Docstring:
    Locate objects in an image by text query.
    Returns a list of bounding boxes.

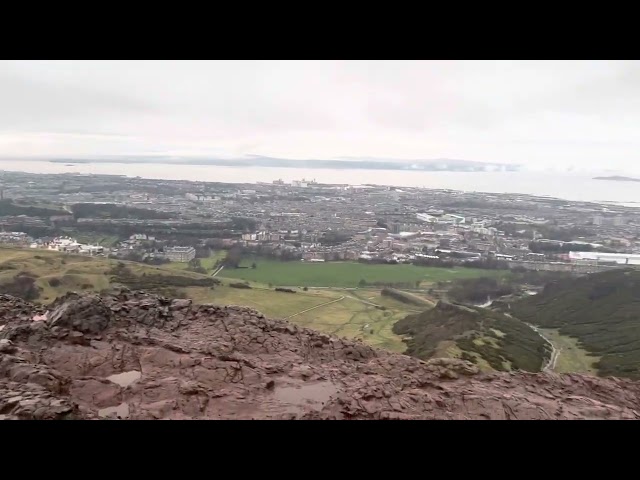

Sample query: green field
[186,284,413,352]
[221,257,505,288]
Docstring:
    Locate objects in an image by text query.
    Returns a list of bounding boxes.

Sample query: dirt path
[503,312,560,372]
[526,322,560,372]
[211,266,224,277]
[284,296,345,320]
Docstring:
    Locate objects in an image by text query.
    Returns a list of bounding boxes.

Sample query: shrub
[48,277,62,287]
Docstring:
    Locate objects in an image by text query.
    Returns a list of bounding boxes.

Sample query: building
[416,213,438,223]
[569,251,640,266]
[441,214,466,225]
[164,246,196,263]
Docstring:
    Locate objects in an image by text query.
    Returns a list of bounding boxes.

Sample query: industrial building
[569,251,640,266]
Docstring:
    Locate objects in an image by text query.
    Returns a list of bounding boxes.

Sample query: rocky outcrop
[1,291,640,420]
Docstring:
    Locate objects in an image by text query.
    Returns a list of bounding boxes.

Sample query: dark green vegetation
[109,262,219,298]
[440,269,571,304]
[509,269,640,379]
[0,199,67,218]
[381,288,433,307]
[446,277,514,304]
[0,273,40,301]
[71,203,172,220]
[393,302,550,372]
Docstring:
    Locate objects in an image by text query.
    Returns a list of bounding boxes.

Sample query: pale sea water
[1,160,639,207]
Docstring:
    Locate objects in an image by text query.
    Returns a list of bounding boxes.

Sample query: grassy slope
[393,301,550,372]
[509,269,640,378]
[220,257,506,288]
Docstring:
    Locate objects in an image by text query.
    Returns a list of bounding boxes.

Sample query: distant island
[593,175,640,183]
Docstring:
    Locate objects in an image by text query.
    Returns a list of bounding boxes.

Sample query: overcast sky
[1,60,639,171]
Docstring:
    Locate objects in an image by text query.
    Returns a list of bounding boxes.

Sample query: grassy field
[541,328,600,375]
[220,257,505,288]
[187,284,412,352]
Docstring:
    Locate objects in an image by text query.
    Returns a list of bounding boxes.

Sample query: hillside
[0,247,411,352]
[509,269,640,378]
[1,291,640,420]
[393,302,550,372]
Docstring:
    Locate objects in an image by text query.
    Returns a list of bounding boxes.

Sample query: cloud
[1,60,640,171]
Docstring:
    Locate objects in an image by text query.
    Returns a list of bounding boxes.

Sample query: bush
[48,277,62,287]
[381,288,431,306]
[0,274,40,301]
[275,287,296,294]
[229,282,252,289]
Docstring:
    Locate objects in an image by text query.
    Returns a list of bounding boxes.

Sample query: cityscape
[1,170,638,274]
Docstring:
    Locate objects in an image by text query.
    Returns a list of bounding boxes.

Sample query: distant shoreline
[45,157,520,173]
[593,175,640,183]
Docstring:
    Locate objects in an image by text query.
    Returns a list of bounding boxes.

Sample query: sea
[1,160,639,207]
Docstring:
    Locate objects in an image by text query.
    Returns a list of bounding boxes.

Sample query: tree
[223,246,243,268]
[358,279,367,287]
[251,262,257,269]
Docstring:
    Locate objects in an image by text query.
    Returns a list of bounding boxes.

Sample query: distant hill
[509,269,640,379]
[48,155,521,172]
[393,301,550,372]
[593,175,640,182]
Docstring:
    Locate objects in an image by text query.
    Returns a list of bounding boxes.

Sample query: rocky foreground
[1,291,640,420]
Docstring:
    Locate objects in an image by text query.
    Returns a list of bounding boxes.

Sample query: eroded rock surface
[1,291,639,420]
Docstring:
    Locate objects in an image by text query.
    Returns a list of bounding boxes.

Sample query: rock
[1,291,640,420]
[47,294,112,333]
[68,332,89,346]
[0,339,15,353]
[171,299,192,309]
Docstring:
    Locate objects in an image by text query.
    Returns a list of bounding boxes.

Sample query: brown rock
[1,291,640,420]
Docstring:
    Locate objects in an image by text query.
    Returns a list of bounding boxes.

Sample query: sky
[1,60,640,172]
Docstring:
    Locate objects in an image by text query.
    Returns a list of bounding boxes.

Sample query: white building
[569,251,640,266]
[416,213,438,223]
[164,246,196,263]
